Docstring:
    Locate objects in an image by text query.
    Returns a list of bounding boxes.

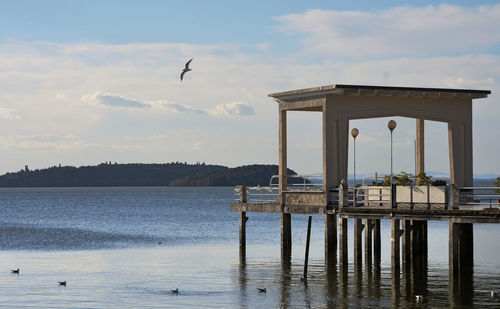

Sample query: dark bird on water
[11,268,19,274]
[257,287,266,293]
[180,58,193,81]
[171,288,179,294]
[58,281,67,286]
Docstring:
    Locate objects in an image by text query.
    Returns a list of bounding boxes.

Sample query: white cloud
[274,4,500,57]
[0,107,20,120]
[211,101,255,117]
[54,92,71,103]
[161,102,205,114]
[81,92,150,109]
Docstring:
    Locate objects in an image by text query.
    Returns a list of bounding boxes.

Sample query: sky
[0,0,499,177]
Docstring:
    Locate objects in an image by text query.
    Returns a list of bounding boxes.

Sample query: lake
[0,187,499,307]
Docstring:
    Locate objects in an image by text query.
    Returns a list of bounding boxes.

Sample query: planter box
[365,186,447,204]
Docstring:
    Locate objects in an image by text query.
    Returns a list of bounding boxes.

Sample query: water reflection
[235,251,486,308]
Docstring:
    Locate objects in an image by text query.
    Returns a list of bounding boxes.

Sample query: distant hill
[0,163,299,188]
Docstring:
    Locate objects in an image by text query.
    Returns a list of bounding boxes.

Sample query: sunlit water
[0,187,499,308]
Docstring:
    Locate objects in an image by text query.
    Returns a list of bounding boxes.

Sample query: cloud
[211,101,255,117]
[0,107,20,120]
[274,4,500,57]
[161,102,205,114]
[81,92,150,109]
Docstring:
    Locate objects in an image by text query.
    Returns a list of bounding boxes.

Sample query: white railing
[269,174,323,191]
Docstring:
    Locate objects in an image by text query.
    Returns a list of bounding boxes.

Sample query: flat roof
[268,84,491,101]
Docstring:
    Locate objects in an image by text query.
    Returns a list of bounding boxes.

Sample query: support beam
[323,102,349,190]
[339,217,348,266]
[402,219,411,265]
[325,213,337,268]
[364,219,373,266]
[281,213,292,258]
[279,108,287,193]
[448,118,473,187]
[391,219,402,270]
[449,222,473,274]
[354,219,363,266]
[374,219,381,263]
[239,211,247,247]
[416,118,425,174]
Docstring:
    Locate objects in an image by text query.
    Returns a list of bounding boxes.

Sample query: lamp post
[351,128,359,188]
[387,120,397,176]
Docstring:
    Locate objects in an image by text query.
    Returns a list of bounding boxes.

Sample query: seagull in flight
[58,281,67,286]
[11,268,19,274]
[180,58,193,81]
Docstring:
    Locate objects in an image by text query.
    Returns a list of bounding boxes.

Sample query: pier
[230,84,496,304]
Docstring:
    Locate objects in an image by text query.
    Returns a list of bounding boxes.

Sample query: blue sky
[0,1,499,177]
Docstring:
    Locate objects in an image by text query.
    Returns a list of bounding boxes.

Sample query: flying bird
[11,268,19,274]
[58,281,67,286]
[180,58,193,81]
[257,287,266,293]
[171,288,179,294]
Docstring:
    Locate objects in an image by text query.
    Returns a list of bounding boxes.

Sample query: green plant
[494,176,500,193]
[416,172,432,186]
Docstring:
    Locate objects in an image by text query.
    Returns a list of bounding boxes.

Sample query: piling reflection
[235,247,478,308]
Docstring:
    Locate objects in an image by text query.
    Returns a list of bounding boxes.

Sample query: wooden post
[325,213,337,268]
[364,219,373,266]
[449,222,473,274]
[281,213,292,258]
[374,219,381,263]
[239,185,247,247]
[402,220,411,265]
[339,217,348,266]
[303,216,312,279]
[354,218,363,266]
[391,219,402,270]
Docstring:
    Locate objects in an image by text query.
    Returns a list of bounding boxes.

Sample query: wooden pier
[230,84,496,304]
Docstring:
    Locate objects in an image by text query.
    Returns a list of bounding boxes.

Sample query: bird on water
[257,287,266,293]
[171,288,179,294]
[180,58,193,81]
[58,281,67,286]
[11,268,19,274]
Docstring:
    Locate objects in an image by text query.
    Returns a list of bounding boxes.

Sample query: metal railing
[457,186,500,208]
[269,174,323,191]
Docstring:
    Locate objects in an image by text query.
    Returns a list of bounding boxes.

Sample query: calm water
[0,187,499,308]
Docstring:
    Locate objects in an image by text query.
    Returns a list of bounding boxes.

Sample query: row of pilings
[239,212,474,306]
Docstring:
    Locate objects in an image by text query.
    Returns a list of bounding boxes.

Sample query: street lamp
[351,128,359,188]
[387,120,397,176]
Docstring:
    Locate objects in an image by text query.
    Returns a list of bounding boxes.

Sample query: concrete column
[374,219,381,263]
[323,103,349,190]
[448,116,473,187]
[339,217,348,266]
[354,218,363,266]
[325,213,337,268]
[391,219,401,270]
[364,219,373,266]
[416,118,425,174]
[412,220,427,258]
[279,108,287,193]
[281,213,292,258]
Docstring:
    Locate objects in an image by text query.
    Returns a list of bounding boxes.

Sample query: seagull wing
[180,71,186,81]
[185,58,193,70]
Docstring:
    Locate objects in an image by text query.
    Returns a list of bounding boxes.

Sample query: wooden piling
[364,219,373,266]
[303,216,312,279]
[325,213,337,268]
[449,222,473,274]
[391,219,402,269]
[281,213,292,258]
[339,217,348,265]
[402,219,411,264]
[374,219,381,263]
[239,211,247,247]
[354,219,363,265]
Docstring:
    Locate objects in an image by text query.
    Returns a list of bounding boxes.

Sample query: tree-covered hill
[0,163,299,187]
